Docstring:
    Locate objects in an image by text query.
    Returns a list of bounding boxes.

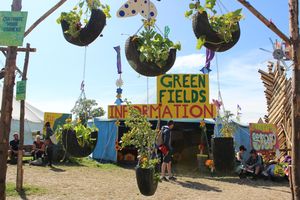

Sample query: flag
[114,46,122,74]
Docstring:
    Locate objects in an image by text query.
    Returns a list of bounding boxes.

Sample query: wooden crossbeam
[0,47,36,52]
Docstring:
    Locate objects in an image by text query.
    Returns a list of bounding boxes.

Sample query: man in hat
[8,132,20,162]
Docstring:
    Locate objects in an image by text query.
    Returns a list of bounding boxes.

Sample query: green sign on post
[16,80,26,101]
[0,11,28,46]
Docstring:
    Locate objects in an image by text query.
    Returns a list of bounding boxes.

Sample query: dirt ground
[6,163,291,200]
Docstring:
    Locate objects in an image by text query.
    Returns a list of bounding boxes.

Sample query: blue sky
[0,0,291,123]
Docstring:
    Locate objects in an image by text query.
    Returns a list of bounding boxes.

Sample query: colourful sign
[44,112,72,132]
[0,11,28,46]
[108,104,216,119]
[157,74,209,104]
[16,80,26,101]
[249,123,279,153]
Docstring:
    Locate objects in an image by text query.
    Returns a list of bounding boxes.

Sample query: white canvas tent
[0,87,44,145]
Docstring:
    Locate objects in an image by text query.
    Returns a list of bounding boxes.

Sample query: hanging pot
[125,36,177,77]
[135,166,158,196]
[62,129,98,157]
[192,11,240,52]
[61,9,106,46]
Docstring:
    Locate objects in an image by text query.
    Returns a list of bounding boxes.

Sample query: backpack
[155,128,164,146]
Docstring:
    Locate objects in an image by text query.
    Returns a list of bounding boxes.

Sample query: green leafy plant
[185,0,243,49]
[55,118,98,147]
[134,21,181,68]
[220,110,237,137]
[120,102,159,169]
[56,0,111,37]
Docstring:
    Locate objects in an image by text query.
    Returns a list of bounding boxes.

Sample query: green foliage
[56,0,110,37]
[71,97,105,125]
[135,27,181,68]
[121,102,158,169]
[6,182,47,197]
[55,118,98,147]
[220,110,237,137]
[185,0,243,49]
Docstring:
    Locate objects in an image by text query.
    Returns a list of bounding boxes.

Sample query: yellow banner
[44,112,72,132]
[108,104,216,119]
[157,74,209,104]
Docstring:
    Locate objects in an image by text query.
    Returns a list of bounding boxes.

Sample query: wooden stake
[24,0,67,37]
[16,43,30,192]
[237,0,291,45]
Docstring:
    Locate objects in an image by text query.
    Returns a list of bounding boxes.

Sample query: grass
[67,157,120,169]
[6,182,47,197]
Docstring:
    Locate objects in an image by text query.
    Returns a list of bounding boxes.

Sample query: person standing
[44,122,53,167]
[160,120,176,181]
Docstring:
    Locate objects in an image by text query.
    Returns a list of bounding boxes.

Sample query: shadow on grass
[171,180,222,192]
[18,190,28,200]
[49,166,66,172]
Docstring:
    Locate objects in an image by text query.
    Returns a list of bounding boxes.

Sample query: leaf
[196,36,206,50]
[79,1,84,8]
[189,3,195,9]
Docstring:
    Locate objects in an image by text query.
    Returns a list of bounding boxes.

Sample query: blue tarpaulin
[92,119,118,162]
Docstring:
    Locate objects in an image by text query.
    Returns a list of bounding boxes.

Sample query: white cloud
[169,53,206,73]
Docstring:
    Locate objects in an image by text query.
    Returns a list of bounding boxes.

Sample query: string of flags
[114,46,124,106]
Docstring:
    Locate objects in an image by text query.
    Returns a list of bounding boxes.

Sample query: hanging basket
[61,9,106,46]
[125,36,177,77]
[62,129,98,157]
[192,11,240,52]
[135,166,158,196]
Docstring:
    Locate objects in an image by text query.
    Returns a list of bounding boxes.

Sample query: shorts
[163,151,172,163]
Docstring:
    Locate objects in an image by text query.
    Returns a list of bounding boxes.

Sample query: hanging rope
[215,53,226,113]
[217,0,229,13]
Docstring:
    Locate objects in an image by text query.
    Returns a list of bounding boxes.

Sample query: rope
[82,46,87,87]
[215,53,226,113]
[217,0,229,13]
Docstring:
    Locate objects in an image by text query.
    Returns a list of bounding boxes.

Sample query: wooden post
[289,0,300,198]
[237,0,300,198]
[16,43,30,192]
[0,1,22,199]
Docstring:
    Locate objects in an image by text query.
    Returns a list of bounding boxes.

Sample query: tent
[92,119,118,162]
[0,87,44,145]
[91,118,252,166]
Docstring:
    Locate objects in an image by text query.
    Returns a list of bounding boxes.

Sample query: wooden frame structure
[259,61,292,159]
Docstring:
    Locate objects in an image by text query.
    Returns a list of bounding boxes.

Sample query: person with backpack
[159,120,176,181]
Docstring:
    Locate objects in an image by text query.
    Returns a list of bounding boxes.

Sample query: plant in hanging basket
[185,0,243,52]
[55,119,99,157]
[120,101,159,196]
[56,0,111,46]
[125,21,181,76]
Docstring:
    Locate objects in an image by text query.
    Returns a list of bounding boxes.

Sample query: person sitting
[8,132,20,163]
[235,145,247,176]
[236,145,247,165]
[31,135,45,160]
[243,149,264,180]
